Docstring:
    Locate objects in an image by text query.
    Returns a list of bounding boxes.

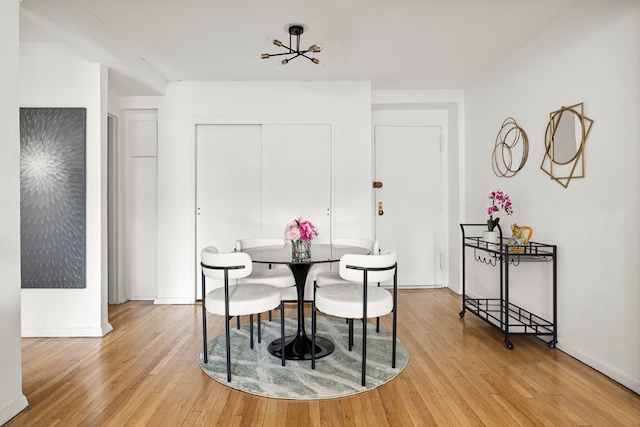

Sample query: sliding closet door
[196,124,262,298]
[261,124,331,243]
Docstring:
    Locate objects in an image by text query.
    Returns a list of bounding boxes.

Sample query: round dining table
[242,243,370,361]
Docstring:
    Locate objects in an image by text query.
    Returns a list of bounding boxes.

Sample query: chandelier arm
[266,51,297,58]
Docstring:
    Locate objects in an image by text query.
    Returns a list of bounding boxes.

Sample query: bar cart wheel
[548,340,556,349]
[459,310,465,318]
[506,340,514,350]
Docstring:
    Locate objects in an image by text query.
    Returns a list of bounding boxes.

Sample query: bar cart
[459,223,557,349]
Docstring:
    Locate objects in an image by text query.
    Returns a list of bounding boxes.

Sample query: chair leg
[362,318,367,387]
[376,317,380,333]
[348,319,354,351]
[392,308,397,369]
[225,314,231,382]
[258,313,262,344]
[269,310,272,321]
[237,315,241,329]
[311,302,317,369]
[280,303,286,367]
[202,304,208,364]
[202,273,208,364]
[249,314,254,349]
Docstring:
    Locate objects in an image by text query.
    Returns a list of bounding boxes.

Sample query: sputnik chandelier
[259,24,327,66]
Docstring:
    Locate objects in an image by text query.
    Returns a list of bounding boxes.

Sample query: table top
[242,243,370,265]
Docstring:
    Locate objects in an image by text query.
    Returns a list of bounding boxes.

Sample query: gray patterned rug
[198,315,409,400]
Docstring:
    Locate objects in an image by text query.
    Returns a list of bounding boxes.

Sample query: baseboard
[558,342,640,395]
[381,284,446,290]
[153,297,194,305]
[102,322,113,336]
[0,394,28,425]
[21,326,109,337]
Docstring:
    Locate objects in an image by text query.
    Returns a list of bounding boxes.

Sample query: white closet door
[261,124,331,243]
[196,124,262,298]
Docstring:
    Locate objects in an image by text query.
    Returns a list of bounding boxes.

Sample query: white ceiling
[19,0,583,96]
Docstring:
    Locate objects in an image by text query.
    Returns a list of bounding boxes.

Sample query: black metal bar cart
[459,223,557,349]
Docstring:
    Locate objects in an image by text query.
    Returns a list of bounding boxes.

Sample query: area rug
[198,316,409,400]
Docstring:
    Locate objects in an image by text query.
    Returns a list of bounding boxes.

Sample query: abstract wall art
[20,108,87,288]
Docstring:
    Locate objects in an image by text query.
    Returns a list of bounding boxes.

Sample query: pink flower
[486,188,514,231]
[284,217,318,243]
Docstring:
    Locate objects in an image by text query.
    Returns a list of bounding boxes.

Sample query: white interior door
[196,124,262,298]
[374,125,443,288]
[261,124,331,243]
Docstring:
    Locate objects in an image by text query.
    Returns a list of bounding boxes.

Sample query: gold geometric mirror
[540,102,594,188]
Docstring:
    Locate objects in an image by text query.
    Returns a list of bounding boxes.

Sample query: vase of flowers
[284,217,318,262]
[484,188,513,243]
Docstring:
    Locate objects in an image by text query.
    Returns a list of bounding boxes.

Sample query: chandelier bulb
[311,58,320,65]
[260,53,270,59]
[273,39,283,47]
[280,58,289,65]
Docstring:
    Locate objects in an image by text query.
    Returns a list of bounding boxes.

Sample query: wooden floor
[7,289,640,426]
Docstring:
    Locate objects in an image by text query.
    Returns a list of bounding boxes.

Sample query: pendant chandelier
[259,24,327,66]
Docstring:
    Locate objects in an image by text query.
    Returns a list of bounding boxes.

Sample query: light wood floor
[7,289,640,426]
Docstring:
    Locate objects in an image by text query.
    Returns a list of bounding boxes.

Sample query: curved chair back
[235,238,286,251]
[333,238,379,254]
[339,251,396,283]
[201,247,253,281]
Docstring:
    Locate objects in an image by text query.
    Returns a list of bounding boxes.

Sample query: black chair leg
[348,319,354,351]
[237,316,240,330]
[269,310,273,321]
[311,303,317,369]
[249,314,254,349]
[258,313,262,343]
[376,317,380,333]
[202,306,208,364]
[202,273,208,364]
[362,318,367,387]
[225,314,231,382]
[280,303,286,367]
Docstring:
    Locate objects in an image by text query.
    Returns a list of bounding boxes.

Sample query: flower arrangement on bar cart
[484,188,513,243]
[284,217,318,262]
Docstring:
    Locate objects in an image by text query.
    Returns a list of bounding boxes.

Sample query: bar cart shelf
[459,223,557,349]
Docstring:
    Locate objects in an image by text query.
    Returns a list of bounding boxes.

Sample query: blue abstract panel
[20,108,86,289]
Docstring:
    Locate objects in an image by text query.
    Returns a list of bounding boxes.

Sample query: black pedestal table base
[268,334,334,360]
[268,261,335,360]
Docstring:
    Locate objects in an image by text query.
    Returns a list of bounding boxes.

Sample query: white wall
[120,81,372,303]
[464,0,640,393]
[0,2,29,424]
[19,43,112,337]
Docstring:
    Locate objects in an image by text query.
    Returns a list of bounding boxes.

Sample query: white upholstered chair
[235,238,296,323]
[314,238,379,287]
[314,238,383,330]
[311,251,397,386]
[201,247,285,382]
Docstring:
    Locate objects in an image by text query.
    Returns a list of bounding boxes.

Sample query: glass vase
[291,240,312,262]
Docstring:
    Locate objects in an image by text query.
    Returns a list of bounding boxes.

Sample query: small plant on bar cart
[486,189,513,231]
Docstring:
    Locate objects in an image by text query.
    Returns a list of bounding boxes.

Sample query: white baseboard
[153,297,194,305]
[558,342,640,395]
[22,326,110,337]
[0,394,28,425]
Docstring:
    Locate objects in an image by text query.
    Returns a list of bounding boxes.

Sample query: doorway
[374,124,444,288]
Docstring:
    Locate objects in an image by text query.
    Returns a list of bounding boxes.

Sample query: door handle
[378,202,384,216]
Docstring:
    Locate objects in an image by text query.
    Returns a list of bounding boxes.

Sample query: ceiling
[19,0,583,96]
